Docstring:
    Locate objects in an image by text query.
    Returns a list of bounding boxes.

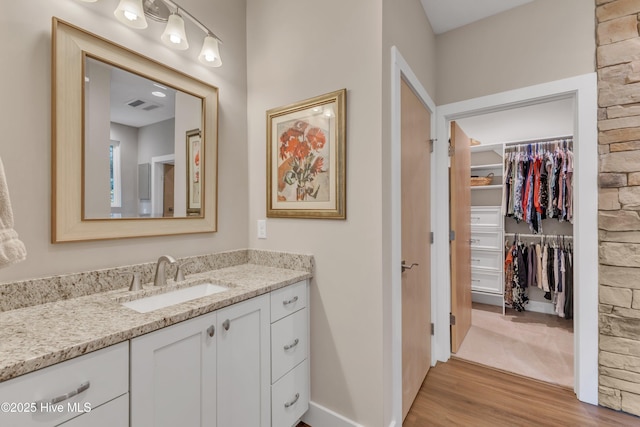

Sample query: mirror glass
[52,18,217,243]
[84,57,203,219]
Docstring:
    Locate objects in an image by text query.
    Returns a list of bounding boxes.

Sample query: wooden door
[163,164,174,217]
[130,312,217,427]
[450,121,472,353]
[217,294,270,427]
[401,79,431,419]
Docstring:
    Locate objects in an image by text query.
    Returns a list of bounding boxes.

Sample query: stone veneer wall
[597,0,640,416]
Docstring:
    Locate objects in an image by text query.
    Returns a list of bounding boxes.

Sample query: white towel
[0,156,26,268]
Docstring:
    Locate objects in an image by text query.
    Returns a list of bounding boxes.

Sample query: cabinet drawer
[471,269,502,294]
[59,393,128,427]
[470,249,502,271]
[272,359,309,427]
[272,308,308,383]
[0,342,128,427]
[470,207,501,227]
[471,231,502,250]
[271,281,307,322]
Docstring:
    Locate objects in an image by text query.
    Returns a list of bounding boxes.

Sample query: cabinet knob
[207,325,215,337]
[222,319,230,331]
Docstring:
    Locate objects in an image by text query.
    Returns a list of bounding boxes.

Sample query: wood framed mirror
[52,18,218,242]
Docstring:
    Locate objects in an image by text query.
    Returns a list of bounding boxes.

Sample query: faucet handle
[174,260,194,282]
[123,271,142,291]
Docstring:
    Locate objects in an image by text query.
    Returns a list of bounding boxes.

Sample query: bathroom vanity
[0,250,312,427]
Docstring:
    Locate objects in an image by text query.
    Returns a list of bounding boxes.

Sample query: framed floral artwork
[266,89,346,219]
[186,129,202,216]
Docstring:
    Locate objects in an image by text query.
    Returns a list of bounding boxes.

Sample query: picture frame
[186,129,202,216]
[266,89,346,219]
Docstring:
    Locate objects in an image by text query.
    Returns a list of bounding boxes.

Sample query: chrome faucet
[154,255,177,287]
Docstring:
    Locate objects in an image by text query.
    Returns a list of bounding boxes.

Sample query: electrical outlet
[257,219,267,239]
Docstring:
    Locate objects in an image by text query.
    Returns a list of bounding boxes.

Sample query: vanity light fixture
[160,11,188,50]
[77,0,223,67]
[114,0,148,29]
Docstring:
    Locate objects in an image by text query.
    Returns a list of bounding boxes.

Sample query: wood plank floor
[298,358,639,426]
[403,358,639,427]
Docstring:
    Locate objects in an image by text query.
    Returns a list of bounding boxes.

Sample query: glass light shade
[113,0,148,29]
[161,13,189,50]
[198,36,222,67]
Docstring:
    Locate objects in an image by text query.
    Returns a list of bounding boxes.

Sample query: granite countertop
[0,263,312,383]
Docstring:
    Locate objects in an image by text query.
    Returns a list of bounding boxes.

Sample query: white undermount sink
[122,283,229,313]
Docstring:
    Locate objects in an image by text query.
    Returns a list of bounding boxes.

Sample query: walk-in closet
[452,97,576,388]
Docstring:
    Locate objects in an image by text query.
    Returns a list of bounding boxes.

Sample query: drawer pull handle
[470,239,479,243]
[283,296,299,306]
[284,393,300,409]
[471,259,481,262]
[222,319,230,331]
[207,325,215,337]
[284,338,300,351]
[37,381,90,406]
[472,279,480,282]
[471,217,480,221]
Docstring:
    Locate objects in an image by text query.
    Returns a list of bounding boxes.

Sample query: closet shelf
[471,184,502,190]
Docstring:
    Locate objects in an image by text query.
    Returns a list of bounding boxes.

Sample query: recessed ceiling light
[152,91,166,98]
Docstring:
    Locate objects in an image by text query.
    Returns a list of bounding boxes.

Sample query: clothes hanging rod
[504,232,573,239]
[503,135,573,148]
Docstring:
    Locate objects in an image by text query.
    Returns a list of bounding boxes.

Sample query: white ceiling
[455,97,575,146]
[420,0,534,34]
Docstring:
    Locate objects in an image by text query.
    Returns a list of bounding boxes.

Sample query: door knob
[401,261,419,273]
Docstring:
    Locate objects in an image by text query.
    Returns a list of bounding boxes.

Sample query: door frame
[389,46,437,426]
[151,154,175,217]
[433,73,599,405]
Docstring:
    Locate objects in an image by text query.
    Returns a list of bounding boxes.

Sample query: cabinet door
[217,294,270,427]
[130,312,217,427]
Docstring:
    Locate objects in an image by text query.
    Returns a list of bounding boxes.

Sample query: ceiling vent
[127,99,146,108]
[126,99,161,111]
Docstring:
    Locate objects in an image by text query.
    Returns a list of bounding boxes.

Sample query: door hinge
[450,313,456,326]
[430,232,434,244]
[449,230,456,241]
[448,139,453,157]
[429,138,436,153]
[430,323,435,336]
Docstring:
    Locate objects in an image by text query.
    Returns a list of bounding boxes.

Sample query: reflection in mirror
[83,57,203,219]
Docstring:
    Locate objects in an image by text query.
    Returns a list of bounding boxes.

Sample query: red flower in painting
[307,127,326,150]
[278,120,328,200]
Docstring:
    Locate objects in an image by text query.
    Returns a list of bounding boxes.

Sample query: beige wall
[246,0,385,424]
[1,0,248,283]
[435,0,596,105]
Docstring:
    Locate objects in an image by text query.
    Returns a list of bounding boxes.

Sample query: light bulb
[161,13,189,50]
[198,35,222,67]
[114,0,148,29]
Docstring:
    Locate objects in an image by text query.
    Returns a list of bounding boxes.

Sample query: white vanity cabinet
[270,281,309,427]
[216,294,271,427]
[130,293,272,427]
[0,342,129,427]
[130,310,217,427]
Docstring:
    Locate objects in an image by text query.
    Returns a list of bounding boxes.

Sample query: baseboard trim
[302,401,364,427]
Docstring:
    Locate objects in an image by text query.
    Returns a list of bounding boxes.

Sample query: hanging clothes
[504,234,573,318]
[503,139,574,233]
